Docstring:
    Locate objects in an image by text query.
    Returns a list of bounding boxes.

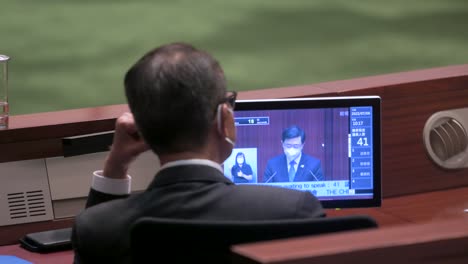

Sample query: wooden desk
[327,186,468,226]
[232,187,468,264]
[231,218,468,264]
[0,244,72,264]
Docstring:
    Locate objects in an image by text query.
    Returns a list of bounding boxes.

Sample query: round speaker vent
[430,118,467,161]
[423,108,468,169]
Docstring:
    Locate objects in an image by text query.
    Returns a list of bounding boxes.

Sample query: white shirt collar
[160,159,223,173]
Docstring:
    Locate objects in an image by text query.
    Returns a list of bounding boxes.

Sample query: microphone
[308,169,319,181]
[264,171,277,183]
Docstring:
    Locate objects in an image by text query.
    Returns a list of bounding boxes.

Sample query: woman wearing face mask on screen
[231,152,254,184]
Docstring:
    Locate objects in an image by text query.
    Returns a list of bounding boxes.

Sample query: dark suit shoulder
[73,193,146,264]
[223,184,325,219]
[300,153,321,163]
[267,154,286,163]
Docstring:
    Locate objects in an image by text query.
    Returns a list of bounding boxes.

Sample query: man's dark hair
[282,125,306,143]
[124,43,227,154]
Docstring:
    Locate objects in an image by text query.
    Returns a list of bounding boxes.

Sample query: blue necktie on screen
[288,160,296,182]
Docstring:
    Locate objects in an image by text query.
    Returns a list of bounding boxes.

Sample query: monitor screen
[222,96,382,209]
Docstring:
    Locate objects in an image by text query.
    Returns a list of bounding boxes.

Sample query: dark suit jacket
[72,164,325,264]
[264,153,324,182]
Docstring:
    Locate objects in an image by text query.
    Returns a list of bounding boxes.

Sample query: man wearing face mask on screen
[71,43,324,264]
[264,125,324,183]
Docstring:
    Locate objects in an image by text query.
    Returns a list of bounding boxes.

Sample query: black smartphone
[19,227,72,253]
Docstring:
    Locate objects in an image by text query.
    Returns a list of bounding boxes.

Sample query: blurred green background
[1,0,467,115]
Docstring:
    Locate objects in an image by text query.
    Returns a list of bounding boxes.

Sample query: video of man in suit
[222,107,374,201]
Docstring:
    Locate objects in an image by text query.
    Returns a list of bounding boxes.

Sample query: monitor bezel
[233,96,382,209]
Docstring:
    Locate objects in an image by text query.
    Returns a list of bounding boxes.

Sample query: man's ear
[217,104,236,141]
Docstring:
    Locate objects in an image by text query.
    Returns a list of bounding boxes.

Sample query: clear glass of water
[0,54,10,129]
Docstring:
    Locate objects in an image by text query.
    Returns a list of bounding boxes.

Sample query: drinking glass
[0,54,10,129]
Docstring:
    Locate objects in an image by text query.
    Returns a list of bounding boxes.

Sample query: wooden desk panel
[326,187,468,227]
[325,207,408,227]
[1,104,129,143]
[0,104,128,163]
[231,217,468,264]
[380,186,468,224]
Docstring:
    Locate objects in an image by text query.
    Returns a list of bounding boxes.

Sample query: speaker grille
[7,190,47,219]
[429,118,468,161]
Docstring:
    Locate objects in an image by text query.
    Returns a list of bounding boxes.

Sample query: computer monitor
[223,96,382,209]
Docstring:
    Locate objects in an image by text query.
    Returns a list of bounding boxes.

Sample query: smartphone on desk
[19,227,72,253]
